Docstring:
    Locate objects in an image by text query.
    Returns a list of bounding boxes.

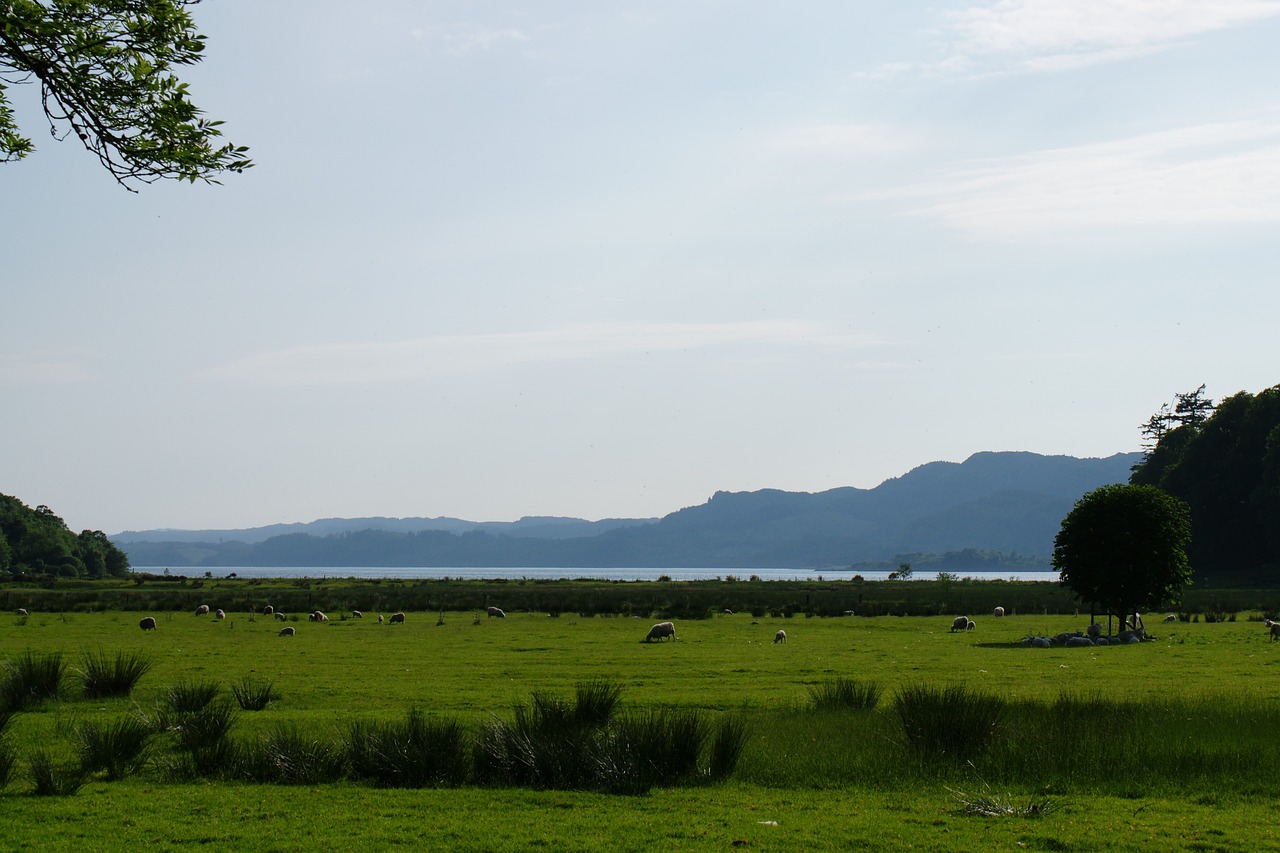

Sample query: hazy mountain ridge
[115,451,1141,569]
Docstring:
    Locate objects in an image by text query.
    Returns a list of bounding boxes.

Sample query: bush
[77,716,154,779]
[2,651,65,710]
[78,649,152,699]
[893,683,1007,761]
[808,677,882,712]
[231,676,279,711]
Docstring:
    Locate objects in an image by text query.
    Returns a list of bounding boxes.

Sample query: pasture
[3,605,1280,850]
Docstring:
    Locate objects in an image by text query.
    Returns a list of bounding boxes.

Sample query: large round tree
[1053,484,1192,631]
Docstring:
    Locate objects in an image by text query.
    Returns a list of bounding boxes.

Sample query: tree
[1053,484,1192,632]
[1,0,250,188]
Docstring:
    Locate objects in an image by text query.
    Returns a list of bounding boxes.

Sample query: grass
[230,675,279,711]
[3,607,1280,845]
[76,648,152,699]
[807,676,882,711]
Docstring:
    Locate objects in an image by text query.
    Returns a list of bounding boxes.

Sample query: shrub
[893,683,1007,761]
[231,676,279,712]
[77,716,154,779]
[2,651,65,710]
[808,677,882,712]
[78,650,152,699]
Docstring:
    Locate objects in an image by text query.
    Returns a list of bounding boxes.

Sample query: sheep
[215,609,226,620]
[378,614,385,623]
[774,629,787,644]
[1065,635,1094,648]
[1030,636,1052,648]
[487,606,506,619]
[138,616,157,631]
[278,626,295,637]
[1118,630,1143,644]
[17,608,29,617]
[1269,622,1280,642]
[722,609,734,615]
[1163,613,1176,623]
[263,605,274,616]
[966,619,976,631]
[389,612,405,624]
[645,621,677,642]
[993,606,1005,618]
[352,610,363,619]
[309,611,328,623]
[1086,623,1102,640]
[195,604,210,616]
[950,616,969,633]
[274,612,287,621]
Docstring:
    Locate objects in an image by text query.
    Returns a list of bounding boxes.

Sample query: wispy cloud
[861,115,1280,236]
[200,322,881,387]
[410,22,532,57]
[773,124,919,156]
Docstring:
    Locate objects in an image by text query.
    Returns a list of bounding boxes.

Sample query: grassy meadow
[3,598,1280,850]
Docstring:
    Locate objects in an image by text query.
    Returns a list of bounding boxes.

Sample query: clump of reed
[807,677,882,712]
[155,681,238,779]
[238,724,345,785]
[893,683,1007,761]
[346,709,468,788]
[2,651,65,711]
[230,675,279,711]
[77,649,152,699]
[76,715,154,780]
[28,750,85,796]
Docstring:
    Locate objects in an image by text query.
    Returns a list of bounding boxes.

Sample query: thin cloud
[951,0,1280,71]
[860,116,1280,236]
[200,322,883,387]
[773,123,919,156]
[0,359,91,387]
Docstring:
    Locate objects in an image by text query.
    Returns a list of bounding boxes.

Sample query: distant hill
[115,451,1141,570]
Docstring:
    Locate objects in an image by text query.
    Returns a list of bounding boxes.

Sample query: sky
[4,1,1280,535]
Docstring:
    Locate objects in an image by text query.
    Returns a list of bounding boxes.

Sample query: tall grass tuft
[77,716,154,780]
[705,715,748,780]
[574,679,622,726]
[2,651,65,710]
[808,677,882,712]
[239,724,345,785]
[346,709,468,788]
[78,649,152,699]
[162,680,221,714]
[0,740,13,791]
[231,675,279,711]
[28,750,85,796]
[165,697,238,779]
[893,683,1007,761]
[597,709,709,794]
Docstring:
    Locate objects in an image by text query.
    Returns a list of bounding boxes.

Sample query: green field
[3,603,1280,850]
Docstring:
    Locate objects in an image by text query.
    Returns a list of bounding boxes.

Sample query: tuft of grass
[77,716,154,780]
[705,715,748,780]
[78,649,152,699]
[28,750,85,796]
[231,675,279,711]
[162,680,221,714]
[808,677,882,712]
[2,651,65,710]
[346,709,468,788]
[893,683,1007,761]
[949,783,1057,818]
[0,739,14,791]
[165,698,238,779]
[574,679,622,727]
[239,724,345,785]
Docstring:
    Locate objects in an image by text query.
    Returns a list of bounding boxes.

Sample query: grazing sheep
[17,608,29,617]
[774,629,787,644]
[138,616,157,631]
[950,616,969,633]
[487,606,506,619]
[993,606,1005,618]
[389,612,406,624]
[645,621,677,642]
[195,604,210,616]
[263,605,274,616]
[352,610,363,619]
[966,619,976,631]
[309,611,328,623]
[1163,613,1176,623]
[378,614,385,623]
[278,626,295,637]
[274,612,287,621]
[1268,622,1280,642]
[215,609,226,620]
[722,609,733,615]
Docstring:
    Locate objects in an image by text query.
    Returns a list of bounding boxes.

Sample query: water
[136,566,1058,582]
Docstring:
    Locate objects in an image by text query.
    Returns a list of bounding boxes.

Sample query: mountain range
[114,451,1141,570]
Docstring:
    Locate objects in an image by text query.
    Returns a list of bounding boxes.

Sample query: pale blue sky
[4,1,1279,533]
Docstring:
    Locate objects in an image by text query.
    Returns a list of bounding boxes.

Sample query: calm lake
[137,566,1058,582]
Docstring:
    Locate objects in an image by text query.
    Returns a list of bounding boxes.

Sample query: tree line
[0,494,130,578]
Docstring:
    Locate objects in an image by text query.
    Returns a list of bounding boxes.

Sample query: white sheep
[310,610,328,623]
[389,612,405,624]
[278,626,295,637]
[274,612,287,621]
[16,608,29,617]
[263,605,274,616]
[950,616,969,633]
[1269,622,1280,642]
[774,629,787,644]
[215,609,226,620]
[195,604,210,616]
[1064,635,1094,648]
[352,610,363,619]
[1086,623,1102,640]
[966,619,976,631]
[378,614,385,623]
[487,606,506,619]
[645,621,677,642]
[1163,613,1176,623]
[993,606,1005,618]
[138,616,157,631]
